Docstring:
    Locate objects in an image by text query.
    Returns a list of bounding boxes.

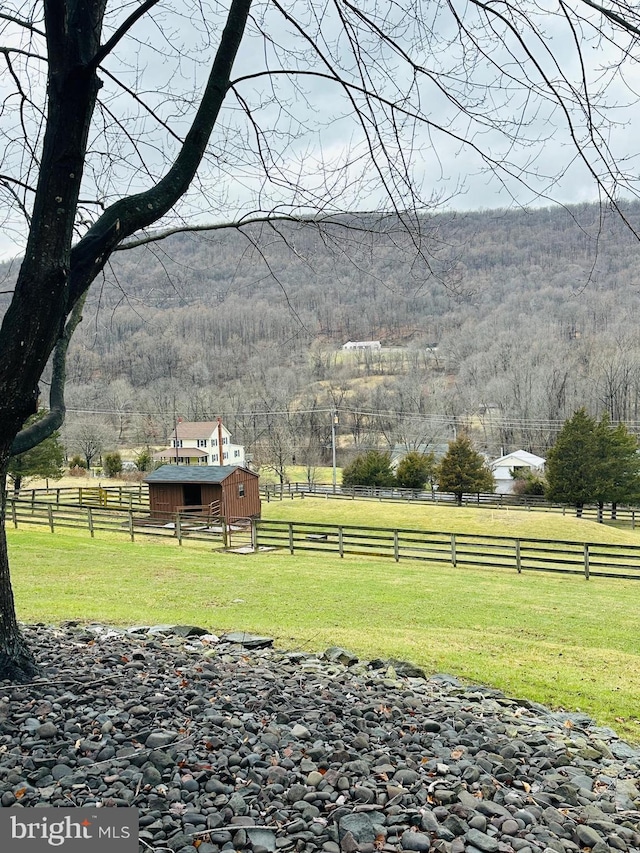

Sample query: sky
[2,0,640,263]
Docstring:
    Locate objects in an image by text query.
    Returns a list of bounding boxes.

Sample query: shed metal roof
[145,465,257,484]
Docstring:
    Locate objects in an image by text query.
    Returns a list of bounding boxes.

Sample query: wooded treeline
[3,201,640,463]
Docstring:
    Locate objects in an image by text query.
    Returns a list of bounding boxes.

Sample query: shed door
[183,484,202,508]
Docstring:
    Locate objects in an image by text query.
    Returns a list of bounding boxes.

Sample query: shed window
[238,483,245,497]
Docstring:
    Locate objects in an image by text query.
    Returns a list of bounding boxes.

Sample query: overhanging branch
[10,294,87,456]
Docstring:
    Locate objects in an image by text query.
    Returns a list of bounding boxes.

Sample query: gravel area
[0,623,639,853]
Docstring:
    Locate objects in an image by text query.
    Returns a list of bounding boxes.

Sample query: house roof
[145,464,256,484]
[153,447,208,460]
[490,450,546,469]
[171,421,226,440]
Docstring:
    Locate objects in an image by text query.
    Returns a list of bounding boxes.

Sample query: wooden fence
[255,519,640,580]
[7,498,253,549]
[9,493,640,581]
[13,484,149,512]
[19,483,640,529]
[260,483,640,527]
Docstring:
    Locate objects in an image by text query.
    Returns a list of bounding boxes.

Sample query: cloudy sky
[2,0,640,263]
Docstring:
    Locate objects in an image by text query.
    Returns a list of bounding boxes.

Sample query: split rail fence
[9,490,640,580]
[261,483,640,527]
[255,519,640,580]
[7,497,253,549]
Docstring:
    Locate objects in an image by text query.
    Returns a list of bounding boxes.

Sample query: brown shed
[145,465,260,521]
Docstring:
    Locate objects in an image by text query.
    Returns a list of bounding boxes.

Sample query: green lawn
[263,495,640,544]
[7,518,640,742]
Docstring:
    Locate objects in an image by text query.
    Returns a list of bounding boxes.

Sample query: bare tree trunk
[0,450,37,680]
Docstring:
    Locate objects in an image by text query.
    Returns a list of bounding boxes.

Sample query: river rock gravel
[0,623,639,853]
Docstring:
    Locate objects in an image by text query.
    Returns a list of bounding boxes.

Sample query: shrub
[396,451,436,490]
[342,450,396,488]
[103,452,123,477]
[134,449,153,472]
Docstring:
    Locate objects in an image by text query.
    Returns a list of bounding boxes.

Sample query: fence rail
[17,483,640,528]
[12,484,149,512]
[259,483,640,527]
[9,494,640,581]
[6,498,253,549]
[255,519,640,580]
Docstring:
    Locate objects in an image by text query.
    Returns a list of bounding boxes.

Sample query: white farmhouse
[153,418,245,467]
[342,340,382,350]
[490,450,545,494]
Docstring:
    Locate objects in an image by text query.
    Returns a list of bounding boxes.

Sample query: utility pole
[173,396,180,466]
[331,411,339,493]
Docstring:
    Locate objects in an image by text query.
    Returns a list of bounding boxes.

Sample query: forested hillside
[3,201,640,466]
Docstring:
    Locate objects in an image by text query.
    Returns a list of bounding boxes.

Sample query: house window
[234,449,240,457]
[173,439,183,448]
[223,437,228,444]
[212,453,218,462]
[212,438,218,446]
[223,452,228,460]
[238,483,245,497]
[197,439,208,448]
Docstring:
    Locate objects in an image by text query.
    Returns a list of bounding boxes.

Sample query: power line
[62,405,640,433]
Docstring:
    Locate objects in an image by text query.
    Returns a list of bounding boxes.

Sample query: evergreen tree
[7,411,65,495]
[135,449,153,472]
[396,451,436,491]
[594,415,640,520]
[342,451,396,488]
[545,408,600,516]
[437,435,494,504]
[103,452,123,478]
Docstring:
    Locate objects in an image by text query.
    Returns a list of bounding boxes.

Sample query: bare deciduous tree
[1,0,640,677]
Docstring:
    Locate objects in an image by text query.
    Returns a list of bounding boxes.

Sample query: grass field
[263,495,640,544]
[7,507,640,741]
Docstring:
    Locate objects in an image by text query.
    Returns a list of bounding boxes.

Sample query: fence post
[176,513,183,545]
[87,507,94,538]
[79,487,83,506]
[48,504,54,534]
[338,526,344,558]
[515,539,521,574]
[288,522,294,554]
[584,544,590,580]
[451,533,457,567]
[11,500,17,529]
[393,530,399,562]
[222,518,228,548]
[633,511,636,530]
[251,519,257,552]
[129,511,135,542]
[56,488,60,507]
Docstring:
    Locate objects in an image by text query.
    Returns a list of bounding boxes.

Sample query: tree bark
[0,452,38,681]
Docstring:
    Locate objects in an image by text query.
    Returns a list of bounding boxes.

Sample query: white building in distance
[490,450,545,494]
[342,340,382,350]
